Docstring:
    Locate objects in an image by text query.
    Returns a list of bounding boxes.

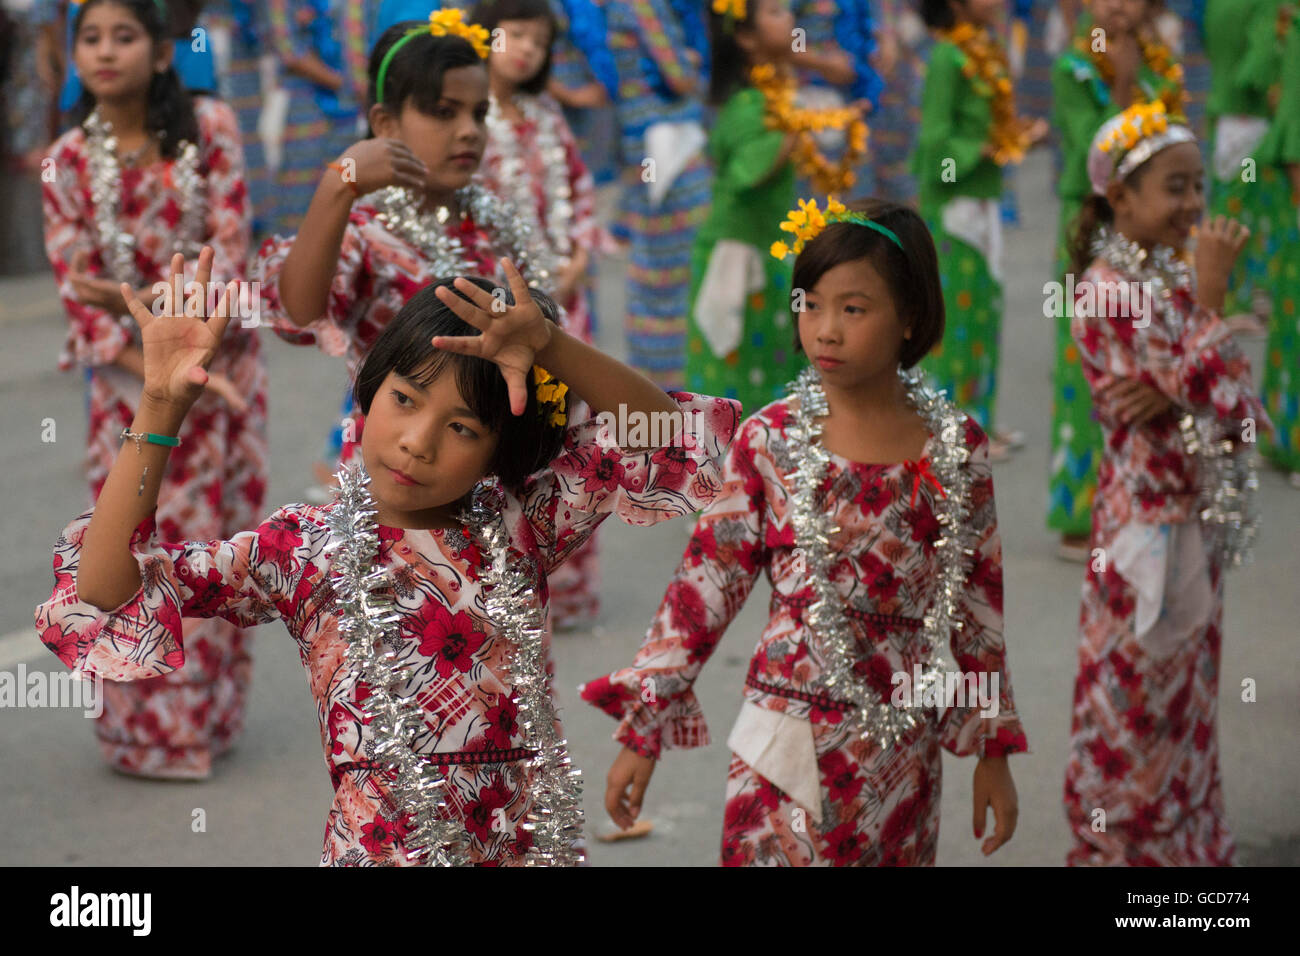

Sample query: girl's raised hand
[1194,216,1251,312]
[334,138,428,197]
[432,259,555,415]
[121,247,235,413]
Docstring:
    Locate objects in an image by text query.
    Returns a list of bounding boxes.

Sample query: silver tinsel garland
[786,366,972,749]
[326,464,467,865]
[326,464,584,865]
[460,481,585,866]
[371,180,558,293]
[84,109,203,287]
[485,93,575,260]
[1094,226,1261,568]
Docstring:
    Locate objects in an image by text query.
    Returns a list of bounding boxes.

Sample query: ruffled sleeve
[579,413,772,758]
[934,420,1030,759]
[34,506,319,681]
[520,391,741,574]
[254,211,368,353]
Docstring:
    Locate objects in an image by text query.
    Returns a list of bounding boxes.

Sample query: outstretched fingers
[434,281,494,332]
[121,283,156,332]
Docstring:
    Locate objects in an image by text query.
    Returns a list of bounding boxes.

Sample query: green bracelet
[121,427,181,453]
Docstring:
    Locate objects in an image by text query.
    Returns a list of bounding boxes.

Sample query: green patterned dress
[1250,7,1300,471]
[1047,49,1175,535]
[685,87,804,416]
[912,38,1005,431]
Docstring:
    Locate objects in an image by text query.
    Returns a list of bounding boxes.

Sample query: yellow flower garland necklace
[749,63,869,194]
[938,22,1032,166]
[1073,31,1185,115]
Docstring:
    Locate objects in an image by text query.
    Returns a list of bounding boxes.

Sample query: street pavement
[0,152,1296,866]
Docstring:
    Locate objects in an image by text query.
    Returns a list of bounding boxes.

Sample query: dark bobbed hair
[469,0,557,96]
[708,8,757,105]
[791,197,945,369]
[367,20,487,118]
[353,277,568,492]
[920,0,959,30]
[72,0,199,159]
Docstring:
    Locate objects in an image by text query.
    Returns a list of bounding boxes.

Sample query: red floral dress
[42,96,267,779]
[35,394,740,865]
[480,94,614,629]
[582,398,1028,865]
[1064,258,1270,866]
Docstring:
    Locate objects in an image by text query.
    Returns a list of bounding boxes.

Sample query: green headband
[834,212,904,250]
[375,12,492,106]
[375,28,425,106]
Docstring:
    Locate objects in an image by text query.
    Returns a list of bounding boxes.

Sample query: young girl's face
[798,257,910,388]
[1110,141,1204,251]
[73,1,169,103]
[490,18,552,89]
[361,368,499,527]
[743,0,796,61]
[1091,0,1143,34]
[375,64,490,196]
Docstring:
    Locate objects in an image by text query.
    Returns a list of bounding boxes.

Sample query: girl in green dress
[684,0,805,415]
[1252,5,1300,479]
[913,0,1047,452]
[1048,0,1184,557]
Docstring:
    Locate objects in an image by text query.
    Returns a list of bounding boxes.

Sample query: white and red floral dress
[582,398,1029,866]
[42,95,268,779]
[480,93,615,629]
[1064,258,1270,866]
[35,393,740,865]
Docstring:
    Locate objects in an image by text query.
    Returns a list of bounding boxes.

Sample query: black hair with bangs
[352,277,568,492]
[791,197,944,369]
[367,20,487,116]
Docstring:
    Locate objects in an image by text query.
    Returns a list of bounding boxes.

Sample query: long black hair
[353,277,568,492]
[368,20,487,117]
[72,0,199,159]
[469,0,557,96]
[708,7,758,105]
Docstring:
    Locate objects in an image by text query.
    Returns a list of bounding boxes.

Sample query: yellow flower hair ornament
[712,0,747,19]
[532,366,568,427]
[1087,100,1195,195]
[376,9,491,104]
[770,197,903,261]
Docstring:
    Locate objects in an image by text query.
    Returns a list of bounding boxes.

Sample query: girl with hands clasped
[583,198,1030,866]
[37,247,741,866]
[1063,104,1271,866]
[41,0,267,780]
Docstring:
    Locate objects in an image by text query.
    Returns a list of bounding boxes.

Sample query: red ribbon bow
[904,457,946,508]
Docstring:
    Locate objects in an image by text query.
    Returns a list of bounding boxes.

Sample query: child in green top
[912,0,1047,454]
[685,0,817,414]
[1047,0,1184,557]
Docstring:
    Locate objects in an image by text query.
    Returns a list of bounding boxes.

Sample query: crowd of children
[9,0,1293,866]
